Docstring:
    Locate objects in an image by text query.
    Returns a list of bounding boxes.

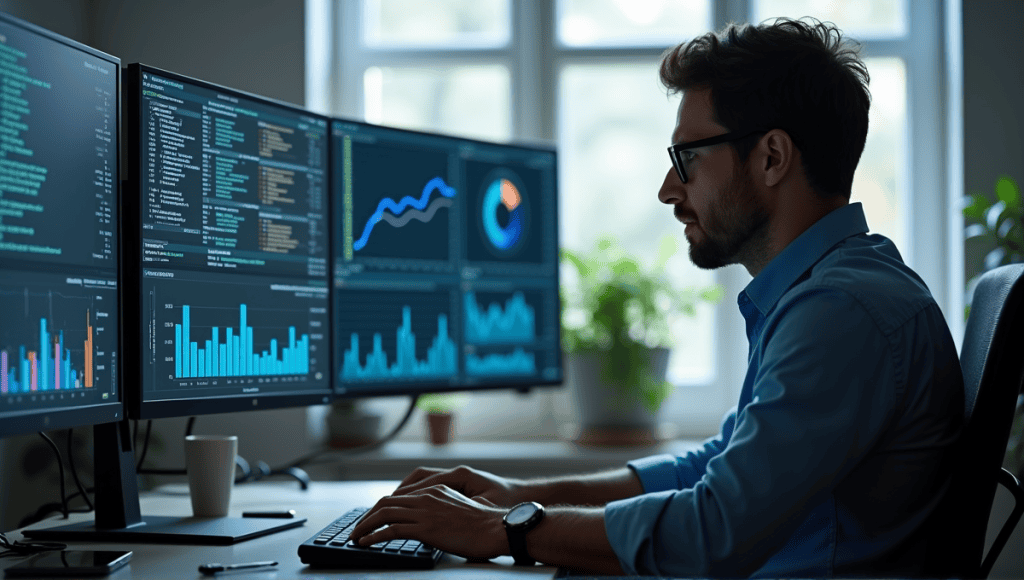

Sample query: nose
[658,166,684,205]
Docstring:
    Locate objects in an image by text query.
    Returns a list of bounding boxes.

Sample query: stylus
[198,561,278,575]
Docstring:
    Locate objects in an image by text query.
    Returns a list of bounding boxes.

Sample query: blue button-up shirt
[604,203,964,577]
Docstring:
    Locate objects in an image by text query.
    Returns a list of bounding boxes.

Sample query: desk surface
[10,481,558,580]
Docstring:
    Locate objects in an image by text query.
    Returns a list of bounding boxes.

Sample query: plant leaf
[985,247,1006,270]
[995,175,1022,211]
[964,223,988,240]
[654,236,677,269]
[962,193,991,221]
[986,201,1007,230]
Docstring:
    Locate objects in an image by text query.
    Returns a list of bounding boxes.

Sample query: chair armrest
[981,468,1024,578]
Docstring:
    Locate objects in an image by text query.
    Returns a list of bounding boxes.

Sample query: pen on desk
[198,561,278,575]
[242,509,296,519]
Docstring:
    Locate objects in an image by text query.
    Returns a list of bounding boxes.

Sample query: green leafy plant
[415,392,464,415]
[963,175,1023,304]
[962,174,1023,479]
[560,235,723,413]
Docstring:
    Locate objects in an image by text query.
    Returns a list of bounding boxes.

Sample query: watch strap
[507,526,535,566]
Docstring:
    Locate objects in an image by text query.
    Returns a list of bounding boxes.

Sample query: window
[310,0,952,439]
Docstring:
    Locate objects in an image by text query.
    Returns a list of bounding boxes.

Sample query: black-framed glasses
[668,129,768,183]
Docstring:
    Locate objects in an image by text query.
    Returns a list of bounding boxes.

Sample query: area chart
[353,177,456,252]
[341,306,457,381]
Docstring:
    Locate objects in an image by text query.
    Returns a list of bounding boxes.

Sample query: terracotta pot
[426,412,454,445]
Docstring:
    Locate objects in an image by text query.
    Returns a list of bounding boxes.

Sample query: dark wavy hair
[659,17,870,198]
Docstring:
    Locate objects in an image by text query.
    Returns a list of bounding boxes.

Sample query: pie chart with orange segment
[481,173,528,254]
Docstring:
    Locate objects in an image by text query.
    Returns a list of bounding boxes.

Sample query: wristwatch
[503,501,545,566]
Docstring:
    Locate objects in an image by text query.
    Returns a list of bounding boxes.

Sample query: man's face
[659,89,769,270]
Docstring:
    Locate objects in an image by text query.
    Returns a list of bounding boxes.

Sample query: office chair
[951,263,1024,578]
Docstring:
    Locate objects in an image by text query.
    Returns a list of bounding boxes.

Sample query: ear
[757,129,795,188]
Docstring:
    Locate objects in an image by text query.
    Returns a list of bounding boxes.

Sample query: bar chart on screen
[143,269,328,393]
[0,272,116,396]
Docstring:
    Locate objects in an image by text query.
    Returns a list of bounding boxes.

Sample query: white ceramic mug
[184,435,238,517]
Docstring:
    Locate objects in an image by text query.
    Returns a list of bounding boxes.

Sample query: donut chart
[481,173,528,254]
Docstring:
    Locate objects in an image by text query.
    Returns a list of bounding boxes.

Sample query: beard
[686,166,769,270]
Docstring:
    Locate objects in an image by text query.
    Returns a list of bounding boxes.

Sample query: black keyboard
[297,507,443,569]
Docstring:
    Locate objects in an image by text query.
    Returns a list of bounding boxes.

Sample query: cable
[65,429,93,512]
[0,533,65,559]
[37,433,68,519]
[135,420,152,472]
[288,394,420,469]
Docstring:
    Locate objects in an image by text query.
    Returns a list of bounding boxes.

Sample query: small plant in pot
[416,393,464,446]
[560,235,722,445]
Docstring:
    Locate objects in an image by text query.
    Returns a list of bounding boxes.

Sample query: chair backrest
[952,263,1024,576]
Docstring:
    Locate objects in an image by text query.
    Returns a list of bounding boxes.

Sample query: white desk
[9,481,558,580]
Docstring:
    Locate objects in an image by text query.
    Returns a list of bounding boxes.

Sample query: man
[351,17,964,577]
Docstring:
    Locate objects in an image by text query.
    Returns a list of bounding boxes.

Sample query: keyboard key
[385,540,406,552]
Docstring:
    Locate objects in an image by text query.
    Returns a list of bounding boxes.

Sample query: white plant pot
[567,347,671,444]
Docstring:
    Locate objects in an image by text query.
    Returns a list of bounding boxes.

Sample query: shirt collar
[740,202,869,316]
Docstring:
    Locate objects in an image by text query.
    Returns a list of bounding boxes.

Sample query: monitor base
[22,515,306,545]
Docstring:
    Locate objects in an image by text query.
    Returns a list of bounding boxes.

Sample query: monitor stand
[23,421,305,545]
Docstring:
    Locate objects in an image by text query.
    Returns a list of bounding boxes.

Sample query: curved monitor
[123,64,332,419]
[331,120,563,397]
[0,11,121,437]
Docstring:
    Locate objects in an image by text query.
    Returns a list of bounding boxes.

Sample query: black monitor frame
[0,11,122,438]
[121,63,333,421]
[329,119,564,401]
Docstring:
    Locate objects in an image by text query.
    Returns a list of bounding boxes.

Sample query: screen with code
[332,121,562,396]
[131,65,330,411]
[0,14,119,422]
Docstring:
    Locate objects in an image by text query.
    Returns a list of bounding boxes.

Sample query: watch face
[506,503,538,526]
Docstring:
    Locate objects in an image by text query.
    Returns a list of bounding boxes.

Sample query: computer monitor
[331,120,562,398]
[125,65,332,420]
[0,11,121,438]
[24,64,331,543]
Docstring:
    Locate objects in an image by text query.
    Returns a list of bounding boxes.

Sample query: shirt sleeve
[627,409,736,493]
[604,288,899,577]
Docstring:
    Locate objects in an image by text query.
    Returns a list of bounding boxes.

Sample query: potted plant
[963,174,1024,479]
[416,393,464,446]
[560,235,722,445]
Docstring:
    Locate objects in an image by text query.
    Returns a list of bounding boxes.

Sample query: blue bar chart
[144,271,329,394]
[173,303,309,379]
[463,291,535,344]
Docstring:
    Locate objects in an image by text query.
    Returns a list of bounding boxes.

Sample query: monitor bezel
[0,11,123,437]
[328,118,564,400]
[123,63,334,420]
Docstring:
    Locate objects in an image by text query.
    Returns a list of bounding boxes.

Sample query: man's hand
[348,484,508,561]
[391,465,523,506]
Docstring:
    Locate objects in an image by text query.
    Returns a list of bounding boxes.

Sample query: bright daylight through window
[322,0,945,438]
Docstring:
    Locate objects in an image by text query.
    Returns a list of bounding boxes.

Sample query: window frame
[311,0,956,439]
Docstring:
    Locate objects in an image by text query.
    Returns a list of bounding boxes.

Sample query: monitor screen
[0,12,121,437]
[331,120,562,397]
[125,65,332,419]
